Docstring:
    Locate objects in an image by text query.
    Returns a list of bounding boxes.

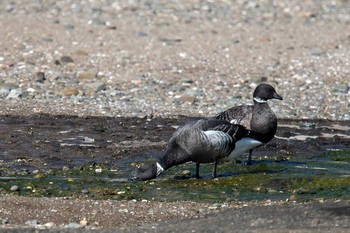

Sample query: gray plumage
[132,119,262,181]
[215,83,283,164]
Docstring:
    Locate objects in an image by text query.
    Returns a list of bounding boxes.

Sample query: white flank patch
[229,138,263,158]
[156,162,164,176]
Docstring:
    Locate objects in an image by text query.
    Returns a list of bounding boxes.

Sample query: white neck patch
[156,162,164,176]
[253,97,267,103]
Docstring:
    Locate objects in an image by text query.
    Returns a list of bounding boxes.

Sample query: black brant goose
[131,119,263,181]
[215,83,283,165]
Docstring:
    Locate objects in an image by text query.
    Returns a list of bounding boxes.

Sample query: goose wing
[173,119,250,162]
[215,105,253,128]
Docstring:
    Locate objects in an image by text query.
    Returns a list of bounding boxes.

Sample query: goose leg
[244,149,253,166]
[195,163,201,179]
[212,161,218,178]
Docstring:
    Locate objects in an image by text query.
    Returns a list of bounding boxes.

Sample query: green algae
[1,149,349,203]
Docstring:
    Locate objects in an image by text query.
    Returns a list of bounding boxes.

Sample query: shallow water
[0,115,349,202]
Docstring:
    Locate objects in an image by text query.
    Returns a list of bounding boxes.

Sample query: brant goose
[215,83,283,165]
[131,119,263,181]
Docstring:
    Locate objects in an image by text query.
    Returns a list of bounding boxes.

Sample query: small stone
[60,88,79,96]
[84,82,106,93]
[95,168,102,173]
[66,63,76,70]
[62,166,70,171]
[35,71,46,83]
[6,88,22,99]
[60,56,74,64]
[1,218,9,224]
[81,189,89,194]
[25,220,39,226]
[289,194,299,201]
[255,186,268,193]
[176,95,197,104]
[34,173,46,179]
[299,122,317,129]
[10,185,20,192]
[77,71,97,80]
[43,222,55,228]
[74,50,89,56]
[80,219,88,226]
[64,222,84,229]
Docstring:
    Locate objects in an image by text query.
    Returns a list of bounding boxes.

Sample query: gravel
[0,0,349,120]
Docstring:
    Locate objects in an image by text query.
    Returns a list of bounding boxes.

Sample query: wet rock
[9,185,20,192]
[255,186,268,193]
[33,173,46,179]
[43,222,55,228]
[299,122,317,129]
[289,194,299,202]
[1,218,9,225]
[81,189,90,194]
[174,170,192,179]
[25,219,39,226]
[64,222,84,229]
[60,88,79,96]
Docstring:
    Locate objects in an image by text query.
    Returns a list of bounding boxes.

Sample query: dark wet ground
[0,115,349,202]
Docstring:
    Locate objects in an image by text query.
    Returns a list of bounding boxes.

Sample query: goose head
[253,83,283,102]
[131,162,165,181]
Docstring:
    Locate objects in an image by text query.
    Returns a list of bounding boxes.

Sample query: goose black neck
[159,145,190,171]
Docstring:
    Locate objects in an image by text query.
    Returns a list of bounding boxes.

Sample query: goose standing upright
[215,83,283,165]
[132,119,263,181]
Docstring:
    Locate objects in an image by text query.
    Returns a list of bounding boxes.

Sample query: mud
[0,115,348,174]
[0,115,350,176]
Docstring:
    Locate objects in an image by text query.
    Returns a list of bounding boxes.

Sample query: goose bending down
[215,83,283,165]
[131,119,263,181]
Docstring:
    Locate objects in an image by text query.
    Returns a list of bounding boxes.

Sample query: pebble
[10,185,20,192]
[0,1,348,122]
[64,222,84,229]
[60,56,74,64]
[84,82,106,93]
[77,71,97,80]
[35,71,46,83]
[74,50,89,56]
[6,88,22,99]
[43,222,55,228]
[1,218,9,225]
[80,219,88,226]
[289,194,299,202]
[25,219,39,226]
[60,88,79,96]
[81,189,90,194]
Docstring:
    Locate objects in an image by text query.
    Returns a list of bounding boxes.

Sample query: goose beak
[273,92,283,100]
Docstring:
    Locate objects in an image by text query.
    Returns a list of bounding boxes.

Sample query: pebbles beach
[0,0,349,120]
